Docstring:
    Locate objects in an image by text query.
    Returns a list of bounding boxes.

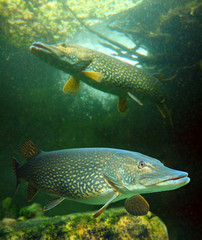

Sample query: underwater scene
[0,0,201,239]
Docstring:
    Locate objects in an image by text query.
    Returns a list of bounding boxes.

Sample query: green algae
[0,207,168,240]
[0,0,140,48]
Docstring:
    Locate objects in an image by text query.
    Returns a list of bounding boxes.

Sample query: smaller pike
[30,42,172,125]
[13,140,190,217]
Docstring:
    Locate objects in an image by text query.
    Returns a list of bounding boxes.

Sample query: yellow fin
[63,76,81,94]
[118,97,128,112]
[20,140,41,160]
[124,195,149,216]
[82,71,102,82]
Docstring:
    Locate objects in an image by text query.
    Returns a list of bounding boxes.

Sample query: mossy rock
[0,207,168,240]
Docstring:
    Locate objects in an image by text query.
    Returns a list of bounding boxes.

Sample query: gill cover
[103,151,137,192]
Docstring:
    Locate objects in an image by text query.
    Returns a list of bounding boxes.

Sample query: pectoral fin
[118,97,128,112]
[43,197,65,211]
[93,192,120,218]
[63,76,81,94]
[124,195,149,216]
[27,184,38,202]
[82,71,103,82]
[128,92,143,106]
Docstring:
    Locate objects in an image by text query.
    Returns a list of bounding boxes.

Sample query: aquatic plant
[0,0,139,48]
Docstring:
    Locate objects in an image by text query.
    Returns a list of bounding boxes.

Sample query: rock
[0,207,168,240]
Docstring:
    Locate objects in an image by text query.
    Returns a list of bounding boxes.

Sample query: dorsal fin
[20,140,41,160]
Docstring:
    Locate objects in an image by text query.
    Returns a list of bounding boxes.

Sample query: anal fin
[43,197,65,211]
[27,184,38,202]
[118,97,128,112]
[93,192,120,218]
[82,71,102,82]
[124,195,149,216]
[63,76,81,94]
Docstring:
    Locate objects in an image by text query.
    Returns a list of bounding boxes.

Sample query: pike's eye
[138,161,145,169]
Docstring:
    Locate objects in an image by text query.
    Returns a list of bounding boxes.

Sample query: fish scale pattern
[18,149,114,200]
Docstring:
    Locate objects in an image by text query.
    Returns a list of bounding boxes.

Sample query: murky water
[0,0,201,239]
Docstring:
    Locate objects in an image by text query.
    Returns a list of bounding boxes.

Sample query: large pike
[30,42,172,124]
[13,140,189,217]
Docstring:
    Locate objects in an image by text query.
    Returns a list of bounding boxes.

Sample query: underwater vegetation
[0,0,140,48]
[0,0,201,239]
[0,198,168,240]
[107,0,202,77]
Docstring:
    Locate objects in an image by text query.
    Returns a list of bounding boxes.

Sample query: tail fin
[12,157,21,197]
[156,102,174,128]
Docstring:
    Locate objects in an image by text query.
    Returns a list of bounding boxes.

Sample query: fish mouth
[140,172,190,187]
[30,42,60,57]
[156,173,190,186]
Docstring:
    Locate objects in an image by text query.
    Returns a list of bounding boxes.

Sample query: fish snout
[154,169,190,191]
[30,42,61,57]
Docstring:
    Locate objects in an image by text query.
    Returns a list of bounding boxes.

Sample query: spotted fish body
[30,43,172,122]
[58,45,165,102]
[18,147,115,204]
[13,140,190,217]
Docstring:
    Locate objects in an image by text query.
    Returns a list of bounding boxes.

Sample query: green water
[0,0,201,239]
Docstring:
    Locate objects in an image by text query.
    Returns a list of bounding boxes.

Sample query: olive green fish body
[17,148,115,204]
[30,43,172,123]
[74,46,166,103]
[13,140,189,217]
